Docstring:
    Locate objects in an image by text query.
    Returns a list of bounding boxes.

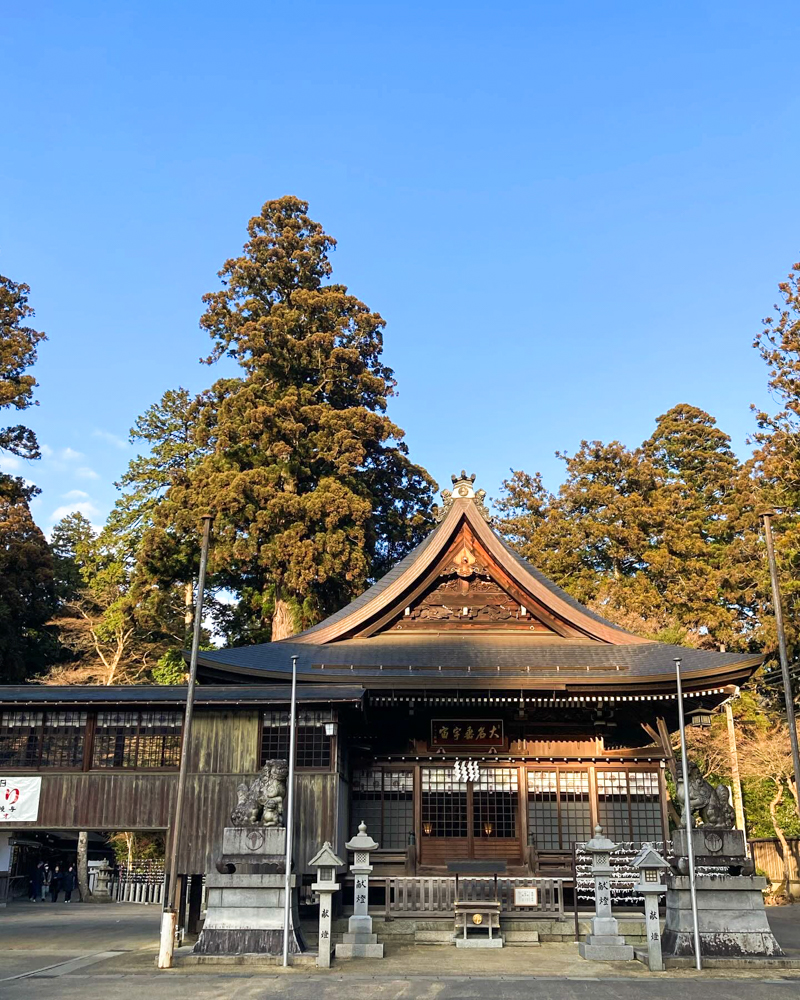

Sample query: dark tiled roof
[195,636,759,683]
[0,684,365,705]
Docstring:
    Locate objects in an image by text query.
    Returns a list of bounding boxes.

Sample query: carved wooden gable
[386,533,558,633]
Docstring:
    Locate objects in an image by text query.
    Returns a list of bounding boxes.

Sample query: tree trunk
[768,781,791,897]
[77,830,93,902]
[271,595,295,641]
[184,580,194,645]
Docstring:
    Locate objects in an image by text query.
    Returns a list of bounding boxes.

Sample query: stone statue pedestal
[193,827,304,956]
[672,828,753,874]
[662,874,783,959]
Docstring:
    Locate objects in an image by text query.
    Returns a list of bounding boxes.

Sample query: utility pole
[760,510,800,810]
[158,514,213,970]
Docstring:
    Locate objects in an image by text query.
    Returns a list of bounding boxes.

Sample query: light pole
[282,654,298,967]
[760,510,800,803]
[158,514,213,970]
[675,656,702,971]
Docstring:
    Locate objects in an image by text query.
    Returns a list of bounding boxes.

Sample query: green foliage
[142,196,436,641]
[497,404,763,653]
[152,648,187,685]
[0,476,58,682]
[742,777,800,839]
[0,273,46,460]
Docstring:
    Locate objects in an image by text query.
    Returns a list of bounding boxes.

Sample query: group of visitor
[28,861,78,903]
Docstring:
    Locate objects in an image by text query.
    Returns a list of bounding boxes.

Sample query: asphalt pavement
[2,900,800,1000]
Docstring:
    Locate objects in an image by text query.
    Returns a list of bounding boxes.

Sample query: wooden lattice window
[421,767,467,838]
[473,766,518,838]
[351,768,414,849]
[527,769,592,850]
[597,770,662,842]
[92,711,182,769]
[0,710,87,769]
[260,710,332,770]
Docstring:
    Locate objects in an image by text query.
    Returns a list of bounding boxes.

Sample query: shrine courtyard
[2,902,800,999]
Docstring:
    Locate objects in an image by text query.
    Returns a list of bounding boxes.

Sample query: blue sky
[2,2,799,533]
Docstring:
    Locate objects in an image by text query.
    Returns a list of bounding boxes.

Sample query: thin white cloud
[40,443,54,458]
[75,466,100,480]
[62,447,84,461]
[92,429,127,449]
[62,489,90,500]
[50,501,100,522]
[0,454,22,471]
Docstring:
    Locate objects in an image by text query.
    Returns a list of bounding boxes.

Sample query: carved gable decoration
[389,569,556,633]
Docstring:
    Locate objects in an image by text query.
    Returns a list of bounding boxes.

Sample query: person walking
[49,865,61,903]
[41,863,50,901]
[62,865,76,903]
[29,860,44,902]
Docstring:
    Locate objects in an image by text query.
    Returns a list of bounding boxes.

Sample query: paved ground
[2,901,800,1000]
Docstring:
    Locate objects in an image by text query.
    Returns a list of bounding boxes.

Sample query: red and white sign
[0,777,42,822]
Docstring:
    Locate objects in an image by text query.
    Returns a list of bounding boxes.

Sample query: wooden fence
[749,838,800,888]
[384,876,564,919]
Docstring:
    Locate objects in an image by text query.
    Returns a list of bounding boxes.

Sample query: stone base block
[341,932,378,945]
[579,939,634,961]
[335,942,384,958]
[663,875,783,958]
[456,936,504,948]
[193,871,304,956]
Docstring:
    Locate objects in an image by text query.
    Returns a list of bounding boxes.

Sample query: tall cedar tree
[109,387,208,644]
[0,274,56,682]
[752,258,800,672]
[497,405,757,650]
[145,197,435,640]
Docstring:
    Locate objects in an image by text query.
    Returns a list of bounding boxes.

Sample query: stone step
[415,929,455,945]
[502,929,541,946]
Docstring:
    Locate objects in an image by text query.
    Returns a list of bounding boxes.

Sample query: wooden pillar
[725,701,747,834]
[187,874,204,936]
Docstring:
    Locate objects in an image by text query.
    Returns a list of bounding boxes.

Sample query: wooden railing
[384,876,564,919]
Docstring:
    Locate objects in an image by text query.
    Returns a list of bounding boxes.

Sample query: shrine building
[0,474,761,899]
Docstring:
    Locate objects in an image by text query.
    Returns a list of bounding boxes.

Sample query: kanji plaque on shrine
[429,720,506,749]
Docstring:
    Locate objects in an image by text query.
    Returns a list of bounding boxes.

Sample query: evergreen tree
[0,273,55,681]
[497,406,755,649]
[751,258,800,674]
[146,196,435,640]
[0,477,57,682]
[0,273,46,459]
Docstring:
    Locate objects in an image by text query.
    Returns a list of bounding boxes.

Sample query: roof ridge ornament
[433,471,493,523]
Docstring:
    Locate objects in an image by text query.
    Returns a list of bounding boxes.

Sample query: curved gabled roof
[196,486,762,693]
[292,495,646,645]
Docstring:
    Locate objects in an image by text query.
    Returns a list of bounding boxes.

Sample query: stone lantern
[578,825,633,962]
[309,841,344,969]
[93,859,113,901]
[334,821,383,959]
[632,844,669,971]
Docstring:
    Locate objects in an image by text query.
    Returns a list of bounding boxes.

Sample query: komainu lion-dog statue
[676,760,735,828]
[230,758,289,827]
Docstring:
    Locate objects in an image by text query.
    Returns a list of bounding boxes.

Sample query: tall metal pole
[157,514,213,970]
[760,511,800,804]
[282,655,298,967]
[675,657,702,971]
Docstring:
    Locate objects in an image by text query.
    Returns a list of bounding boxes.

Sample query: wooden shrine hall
[0,473,762,896]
